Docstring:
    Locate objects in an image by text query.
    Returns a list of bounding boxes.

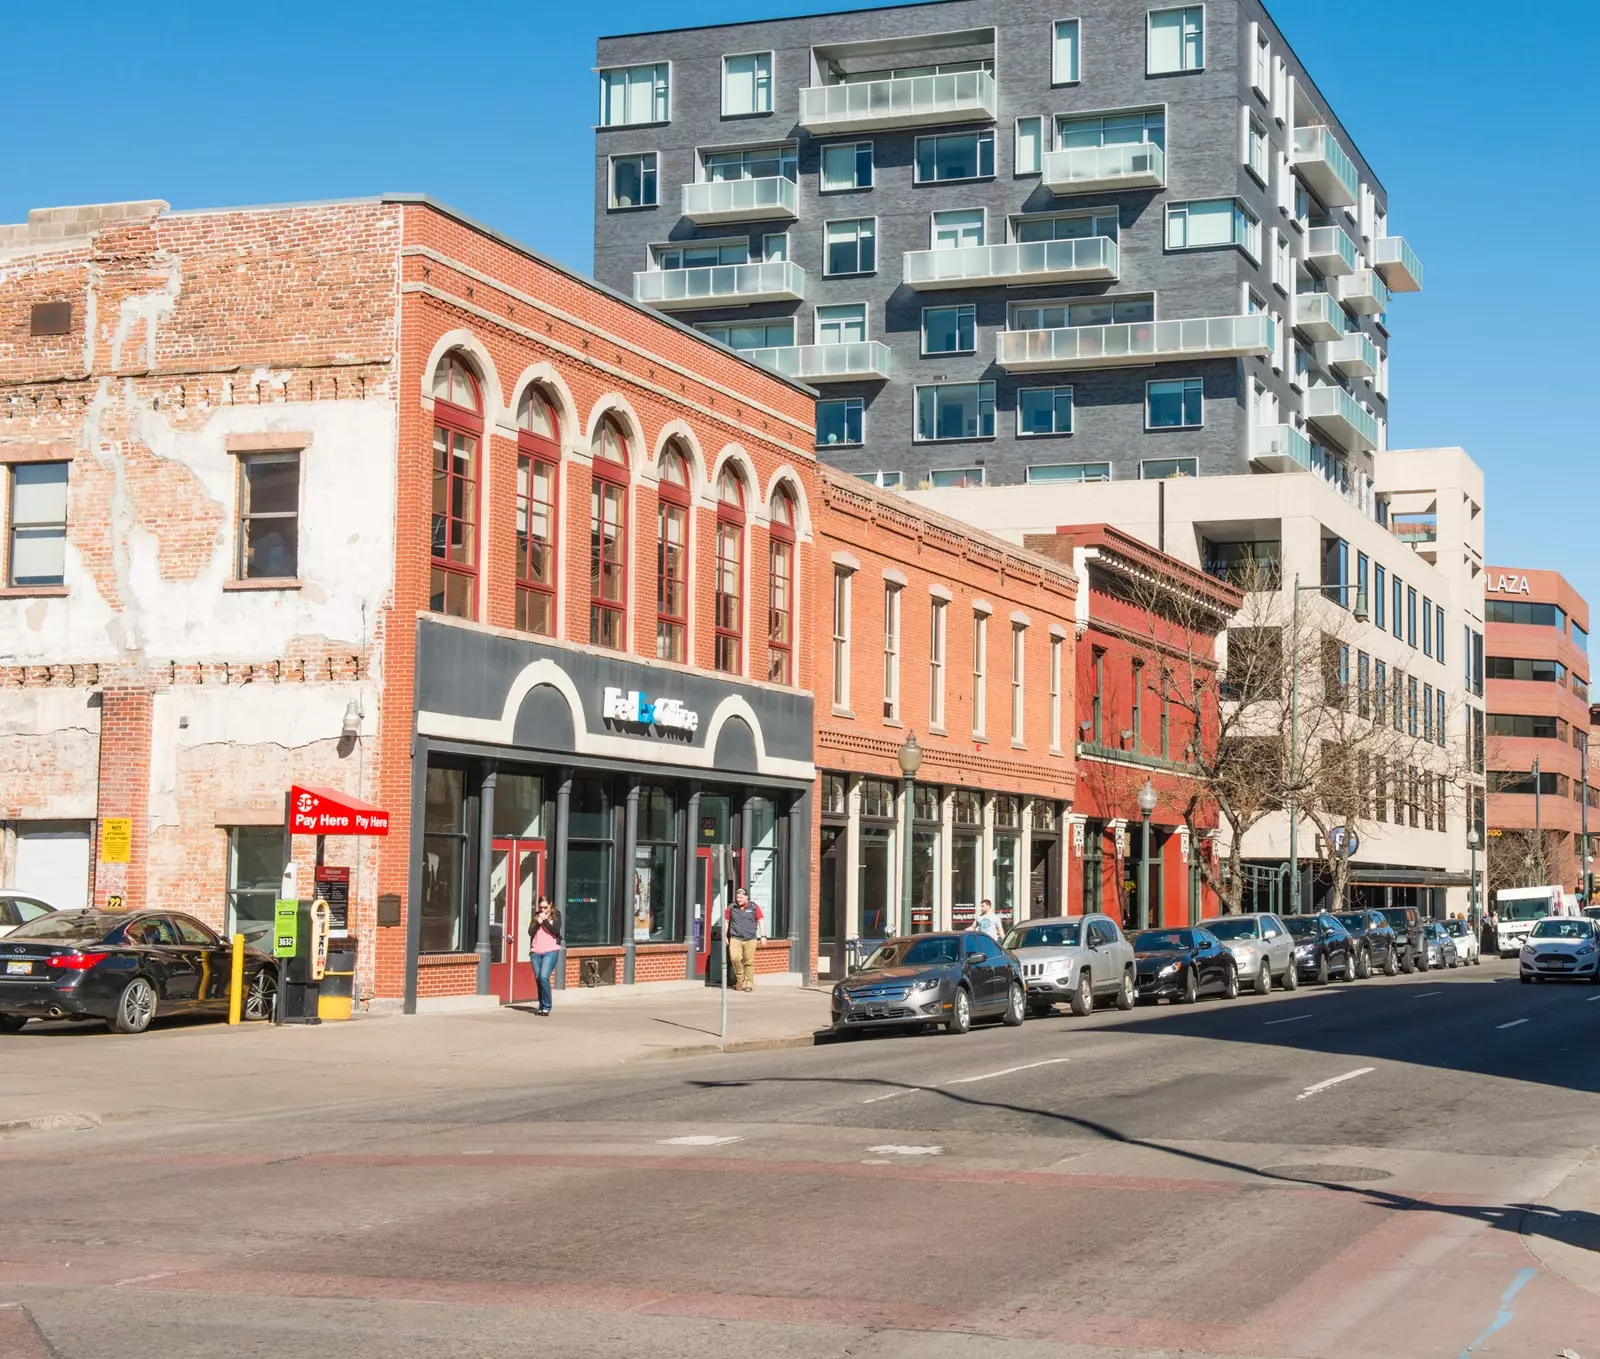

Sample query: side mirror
[964,947,985,961]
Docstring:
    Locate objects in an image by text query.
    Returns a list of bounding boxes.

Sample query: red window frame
[515,389,560,636]
[656,445,690,664]
[589,418,630,649]
[430,355,482,620]
[768,488,795,684]
[714,467,745,675]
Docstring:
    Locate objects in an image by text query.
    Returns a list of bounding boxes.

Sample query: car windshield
[1201,918,1259,941]
[1530,919,1592,941]
[7,910,118,943]
[1443,920,1468,936]
[1379,910,1411,929]
[1585,907,1600,920]
[1498,897,1556,922]
[1003,922,1082,950]
[1283,917,1319,940]
[1134,929,1194,952]
[862,936,961,969]
[1333,914,1366,932]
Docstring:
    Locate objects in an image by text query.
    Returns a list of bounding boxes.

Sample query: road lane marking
[1413,991,1442,998]
[1587,994,1600,1003]
[1457,1267,1536,1358]
[658,1135,742,1146]
[860,1089,916,1104]
[1295,1067,1375,1101]
[1264,1014,1312,1026]
[946,1058,1072,1084]
[1495,1018,1530,1030]
[866,1144,941,1156]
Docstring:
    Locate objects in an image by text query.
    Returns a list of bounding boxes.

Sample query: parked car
[1004,913,1135,1016]
[1420,921,1460,969]
[831,931,1025,1035]
[0,891,57,938]
[1201,912,1298,994]
[1282,913,1356,985]
[1132,927,1239,1005]
[1332,909,1401,978]
[1582,906,1600,924]
[0,909,278,1034]
[1518,917,1600,984]
[1441,917,1481,965]
[1378,906,1429,972]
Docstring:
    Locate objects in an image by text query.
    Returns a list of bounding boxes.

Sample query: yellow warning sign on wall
[100,818,132,864]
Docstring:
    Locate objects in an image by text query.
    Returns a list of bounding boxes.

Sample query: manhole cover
[1259,1163,1394,1183]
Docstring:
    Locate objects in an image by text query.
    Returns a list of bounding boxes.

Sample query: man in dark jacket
[725,888,763,992]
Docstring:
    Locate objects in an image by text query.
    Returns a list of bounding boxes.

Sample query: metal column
[474,766,497,995]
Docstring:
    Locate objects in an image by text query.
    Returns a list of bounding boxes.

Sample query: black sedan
[1332,909,1401,978]
[0,910,278,1034]
[831,931,1025,1035]
[1132,928,1238,1004]
[1283,913,1356,985]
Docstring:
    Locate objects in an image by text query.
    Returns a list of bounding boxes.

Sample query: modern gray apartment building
[592,0,1422,497]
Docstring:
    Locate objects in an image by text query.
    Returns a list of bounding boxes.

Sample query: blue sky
[6,2,1595,613]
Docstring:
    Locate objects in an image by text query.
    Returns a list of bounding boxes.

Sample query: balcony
[1293,292,1345,343]
[904,236,1117,290]
[798,70,997,133]
[1251,422,1313,473]
[1373,236,1424,293]
[1041,142,1165,195]
[1390,511,1438,547]
[1336,269,1392,317]
[1321,332,1379,379]
[1292,125,1359,208]
[633,260,806,311]
[743,341,891,384]
[1305,385,1379,453]
[996,313,1274,373]
[681,177,798,225]
[1305,224,1359,277]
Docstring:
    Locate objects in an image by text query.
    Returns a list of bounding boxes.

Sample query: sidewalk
[0,983,831,1136]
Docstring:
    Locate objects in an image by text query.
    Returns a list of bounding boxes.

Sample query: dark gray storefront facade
[404,619,815,1011]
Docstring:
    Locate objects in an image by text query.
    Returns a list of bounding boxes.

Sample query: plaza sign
[1487,574,1531,595]
[602,686,700,735]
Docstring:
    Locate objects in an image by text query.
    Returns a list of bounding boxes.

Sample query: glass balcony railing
[1373,236,1424,293]
[1305,225,1359,276]
[1040,142,1165,193]
[633,259,806,310]
[997,313,1274,372]
[798,70,997,132]
[1336,269,1392,316]
[1251,422,1313,472]
[1293,291,1346,341]
[1390,512,1438,546]
[742,341,891,384]
[681,176,799,223]
[1292,125,1359,207]
[1305,385,1379,452]
[904,236,1117,289]
[1321,332,1379,378]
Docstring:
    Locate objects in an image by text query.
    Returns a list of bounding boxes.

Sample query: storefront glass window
[994,795,1019,830]
[820,825,844,953]
[493,774,542,839]
[632,785,680,942]
[1032,800,1058,831]
[421,766,467,952]
[994,834,1018,926]
[747,795,783,937]
[1082,820,1104,915]
[859,779,896,819]
[911,827,940,933]
[822,774,846,817]
[953,789,981,826]
[860,826,894,940]
[226,827,286,950]
[914,784,941,822]
[952,832,978,930]
[566,778,615,945]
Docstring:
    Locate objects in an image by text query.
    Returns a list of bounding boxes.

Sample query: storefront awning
[289,785,391,837]
[1346,867,1471,888]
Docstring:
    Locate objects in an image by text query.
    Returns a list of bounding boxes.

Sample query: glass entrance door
[693,846,735,978]
[489,838,544,1003]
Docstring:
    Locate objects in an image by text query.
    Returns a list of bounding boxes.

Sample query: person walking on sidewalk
[973,898,1003,942]
[725,887,763,992]
[529,896,562,1016]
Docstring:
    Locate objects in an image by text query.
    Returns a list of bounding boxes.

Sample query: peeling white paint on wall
[109,251,181,372]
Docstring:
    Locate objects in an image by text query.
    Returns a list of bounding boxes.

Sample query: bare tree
[1486,826,1569,897]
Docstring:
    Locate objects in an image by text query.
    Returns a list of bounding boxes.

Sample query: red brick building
[1025,526,1240,929]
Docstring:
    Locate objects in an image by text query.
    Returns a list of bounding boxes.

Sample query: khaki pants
[727,936,758,988]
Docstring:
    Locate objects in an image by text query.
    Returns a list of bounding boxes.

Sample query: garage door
[15,822,91,911]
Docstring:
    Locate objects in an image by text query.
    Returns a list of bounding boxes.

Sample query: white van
[1494,885,1573,956]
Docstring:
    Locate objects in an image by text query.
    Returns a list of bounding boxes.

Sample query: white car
[1004,913,1136,1016]
[1519,917,1600,984]
[1441,918,1480,965]
[0,891,56,938]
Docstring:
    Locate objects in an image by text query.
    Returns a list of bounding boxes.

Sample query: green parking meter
[273,898,322,1025]
[273,899,299,960]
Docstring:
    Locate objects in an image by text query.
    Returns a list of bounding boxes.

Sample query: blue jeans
[530,951,559,1012]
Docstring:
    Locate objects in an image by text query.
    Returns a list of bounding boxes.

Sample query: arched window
[515,387,560,636]
[656,443,690,663]
[589,414,630,649]
[714,465,745,674]
[768,486,796,685]
[429,352,481,618]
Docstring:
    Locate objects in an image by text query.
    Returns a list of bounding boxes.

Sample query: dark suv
[1282,913,1356,985]
[1378,906,1429,972]
[1333,909,1401,978]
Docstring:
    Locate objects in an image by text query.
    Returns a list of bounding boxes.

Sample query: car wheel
[1003,981,1026,1027]
[1315,955,1329,987]
[1256,962,1272,996]
[110,977,157,1035]
[1069,971,1093,1017]
[1115,970,1136,1011]
[0,1014,26,1034]
[1282,961,1298,992]
[945,986,972,1035]
[1401,950,1415,975]
[1356,947,1372,980]
[1472,954,1481,967]
[1176,969,1198,1005]
[1416,948,1430,972]
[244,966,277,1022]
[1383,948,1399,977]
[1222,964,1239,1001]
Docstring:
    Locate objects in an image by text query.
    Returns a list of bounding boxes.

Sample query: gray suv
[1003,914,1136,1017]
[1199,913,1299,995]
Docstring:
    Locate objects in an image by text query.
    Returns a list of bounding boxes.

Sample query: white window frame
[858,470,903,490]
[1009,206,1119,244]
[607,151,659,209]
[1250,23,1271,98]
[654,237,749,270]
[820,140,874,193]
[1139,456,1200,479]
[930,597,948,730]
[816,397,865,449]
[920,302,976,357]
[883,582,902,722]
[1271,56,1288,124]
[823,217,878,277]
[915,382,996,442]
[598,62,670,128]
[929,466,988,488]
[1049,635,1063,752]
[972,609,988,739]
[1011,623,1026,745]
[930,206,987,249]
[696,318,796,351]
[816,302,868,345]
[1271,228,1290,294]
[761,231,789,262]
[1165,198,1259,260]
[832,566,853,713]
[1147,5,1204,75]
[1242,109,1268,185]
[1145,377,1204,431]
[1014,116,1043,176]
[721,51,773,117]
[1017,385,1075,438]
[1052,18,1081,84]
[1026,462,1112,484]
[913,130,996,185]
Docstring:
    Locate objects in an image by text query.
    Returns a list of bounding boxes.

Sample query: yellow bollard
[227,933,246,1025]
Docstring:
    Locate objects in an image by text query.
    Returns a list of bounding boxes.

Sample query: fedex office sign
[1488,573,1531,595]
[289,787,391,836]
[602,686,699,735]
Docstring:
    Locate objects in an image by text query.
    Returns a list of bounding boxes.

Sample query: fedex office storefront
[402,619,815,1011]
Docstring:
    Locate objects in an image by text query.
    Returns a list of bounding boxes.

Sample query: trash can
[705,923,725,987]
[317,936,358,1021]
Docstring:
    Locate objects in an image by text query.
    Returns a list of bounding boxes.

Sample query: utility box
[274,899,326,1025]
[318,937,358,1021]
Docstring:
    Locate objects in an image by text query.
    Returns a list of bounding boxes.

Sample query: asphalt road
[3,958,1599,1359]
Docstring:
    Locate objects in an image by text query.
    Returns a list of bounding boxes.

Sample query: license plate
[6,960,30,975]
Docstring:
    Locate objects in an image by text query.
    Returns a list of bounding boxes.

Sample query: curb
[638,1031,823,1061]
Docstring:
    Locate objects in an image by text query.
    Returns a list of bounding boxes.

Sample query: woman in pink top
[528,897,562,1016]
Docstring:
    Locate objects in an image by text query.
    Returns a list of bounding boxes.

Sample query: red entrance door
[489,838,544,1003]
[692,846,742,978]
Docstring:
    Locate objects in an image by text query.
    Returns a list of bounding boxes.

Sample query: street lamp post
[897,732,923,937]
[1466,827,1481,924]
[1581,761,1590,904]
[1287,573,1368,916]
[1137,779,1158,931]
[1532,755,1543,881]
